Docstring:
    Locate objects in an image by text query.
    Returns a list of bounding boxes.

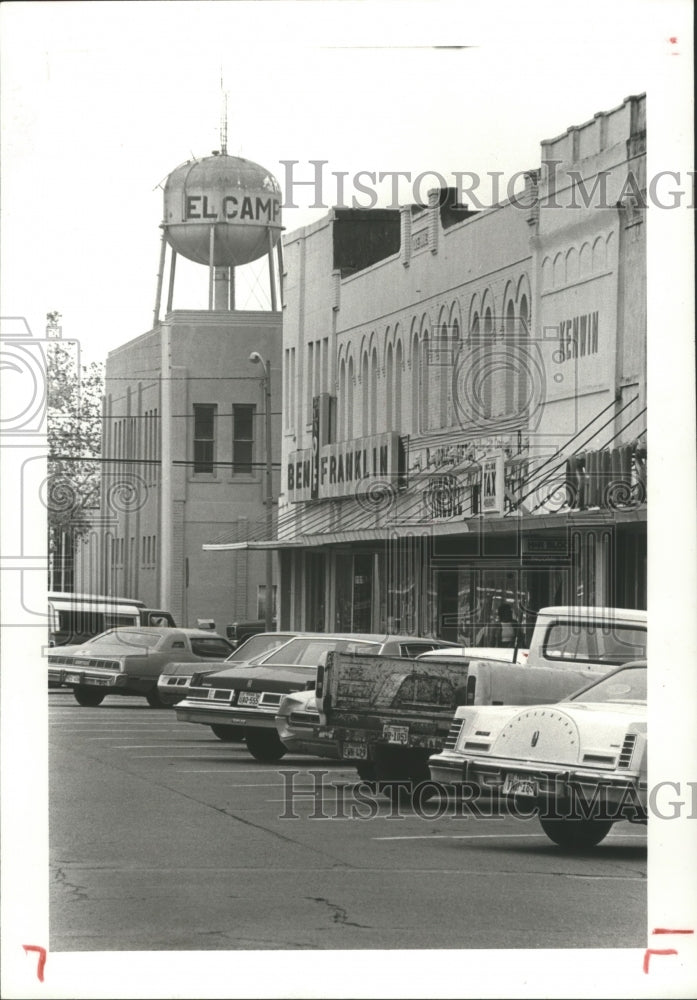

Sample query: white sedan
[428,661,647,849]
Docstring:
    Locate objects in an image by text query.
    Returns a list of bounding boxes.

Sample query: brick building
[207,95,647,641]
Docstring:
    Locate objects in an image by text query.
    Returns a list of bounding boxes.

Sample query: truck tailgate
[325,652,477,717]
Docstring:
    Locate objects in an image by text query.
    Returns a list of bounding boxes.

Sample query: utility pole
[250,352,274,630]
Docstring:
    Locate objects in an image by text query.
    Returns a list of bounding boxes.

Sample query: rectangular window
[193,403,216,474]
[233,404,255,474]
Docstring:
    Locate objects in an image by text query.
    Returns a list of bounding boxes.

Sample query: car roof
[105,626,228,638]
[537,606,647,622]
[274,633,453,645]
[416,646,528,659]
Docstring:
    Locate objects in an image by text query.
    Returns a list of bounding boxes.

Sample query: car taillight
[316,665,324,698]
[466,675,477,705]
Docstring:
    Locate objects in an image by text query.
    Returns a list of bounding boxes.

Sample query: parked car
[428,660,647,849]
[176,633,456,761]
[226,619,277,650]
[48,591,175,647]
[48,627,234,707]
[275,636,458,760]
[156,631,299,712]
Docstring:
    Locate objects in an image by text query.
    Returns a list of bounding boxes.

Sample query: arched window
[449,319,460,426]
[339,358,347,440]
[505,298,516,415]
[518,295,529,420]
[411,331,420,434]
[385,343,394,432]
[370,347,378,435]
[483,307,493,419]
[395,339,403,430]
[361,352,369,436]
[440,321,449,428]
[347,357,354,438]
[421,329,431,431]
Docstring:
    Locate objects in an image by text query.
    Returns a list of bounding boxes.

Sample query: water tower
[152,147,283,320]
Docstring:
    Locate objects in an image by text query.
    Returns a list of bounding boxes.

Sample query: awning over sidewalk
[202,505,646,551]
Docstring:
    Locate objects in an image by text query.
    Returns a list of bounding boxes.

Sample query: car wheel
[539,816,614,849]
[378,779,440,809]
[145,688,169,709]
[73,686,106,707]
[354,762,377,791]
[245,729,287,762]
[211,724,242,742]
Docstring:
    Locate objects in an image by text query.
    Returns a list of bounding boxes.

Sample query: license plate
[502,773,538,797]
[86,677,110,686]
[237,691,260,707]
[383,724,409,745]
[343,742,368,760]
[64,673,80,684]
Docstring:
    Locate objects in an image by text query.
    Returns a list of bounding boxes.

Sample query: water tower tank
[163,153,282,267]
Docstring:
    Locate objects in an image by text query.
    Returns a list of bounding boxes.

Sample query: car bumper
[54,669,128,690]
[276,719,340,759]
[428,750,647,814]
[175,700,277,729]
[157,677,192,705]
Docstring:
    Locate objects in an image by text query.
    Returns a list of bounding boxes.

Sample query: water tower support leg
[276,240,284,309]
[166,250,177,313]
[208,226,216,310]
[267,230,277,311]
[153,231,167,327]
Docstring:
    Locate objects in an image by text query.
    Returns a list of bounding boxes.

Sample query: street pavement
[49,691,647,955]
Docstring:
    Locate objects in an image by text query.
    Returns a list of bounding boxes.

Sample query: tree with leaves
[46,312,104,591]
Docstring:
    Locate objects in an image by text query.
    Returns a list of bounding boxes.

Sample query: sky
[1,2,695,999]
[1,0,683,366]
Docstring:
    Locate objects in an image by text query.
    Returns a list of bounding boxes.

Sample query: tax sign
[481,452,505,514]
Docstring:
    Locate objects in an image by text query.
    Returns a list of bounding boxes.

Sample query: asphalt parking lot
[47,690,648,956]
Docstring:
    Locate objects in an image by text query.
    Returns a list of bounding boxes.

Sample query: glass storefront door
[304,552,326,632]
[335,552,373,632]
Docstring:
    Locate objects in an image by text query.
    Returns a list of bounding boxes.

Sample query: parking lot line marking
[372,832,647,841]
[129,754,275,760]
[178,768,304,773]
[103,744,248,749]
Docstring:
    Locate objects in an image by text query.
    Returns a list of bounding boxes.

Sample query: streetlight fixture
[249,352,274,630]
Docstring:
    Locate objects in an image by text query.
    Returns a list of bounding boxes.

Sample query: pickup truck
[312,606,647,800]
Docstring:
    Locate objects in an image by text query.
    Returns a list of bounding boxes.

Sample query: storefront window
[385,535,418,635]
[335,552,372,632]
[304,552,326,631]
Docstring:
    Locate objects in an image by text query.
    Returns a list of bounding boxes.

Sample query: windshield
[189,637,233,658]
[226,633,296,662]
[571,665,647,703]
[87,630,162,650]
[260,637,379,668]
[543,622,646,666]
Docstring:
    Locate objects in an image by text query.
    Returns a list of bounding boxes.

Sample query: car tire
[245,728,287,762]
[73,686,106,707]
[145,688,169,709]
[211,724,243,742]
[354,762,377,791]
[377,779,440,809]
[539,816,614,849]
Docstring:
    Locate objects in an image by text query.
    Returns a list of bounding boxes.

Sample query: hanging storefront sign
[287,431,400,502]
[481,452,505,514]
[310,396,320,500]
